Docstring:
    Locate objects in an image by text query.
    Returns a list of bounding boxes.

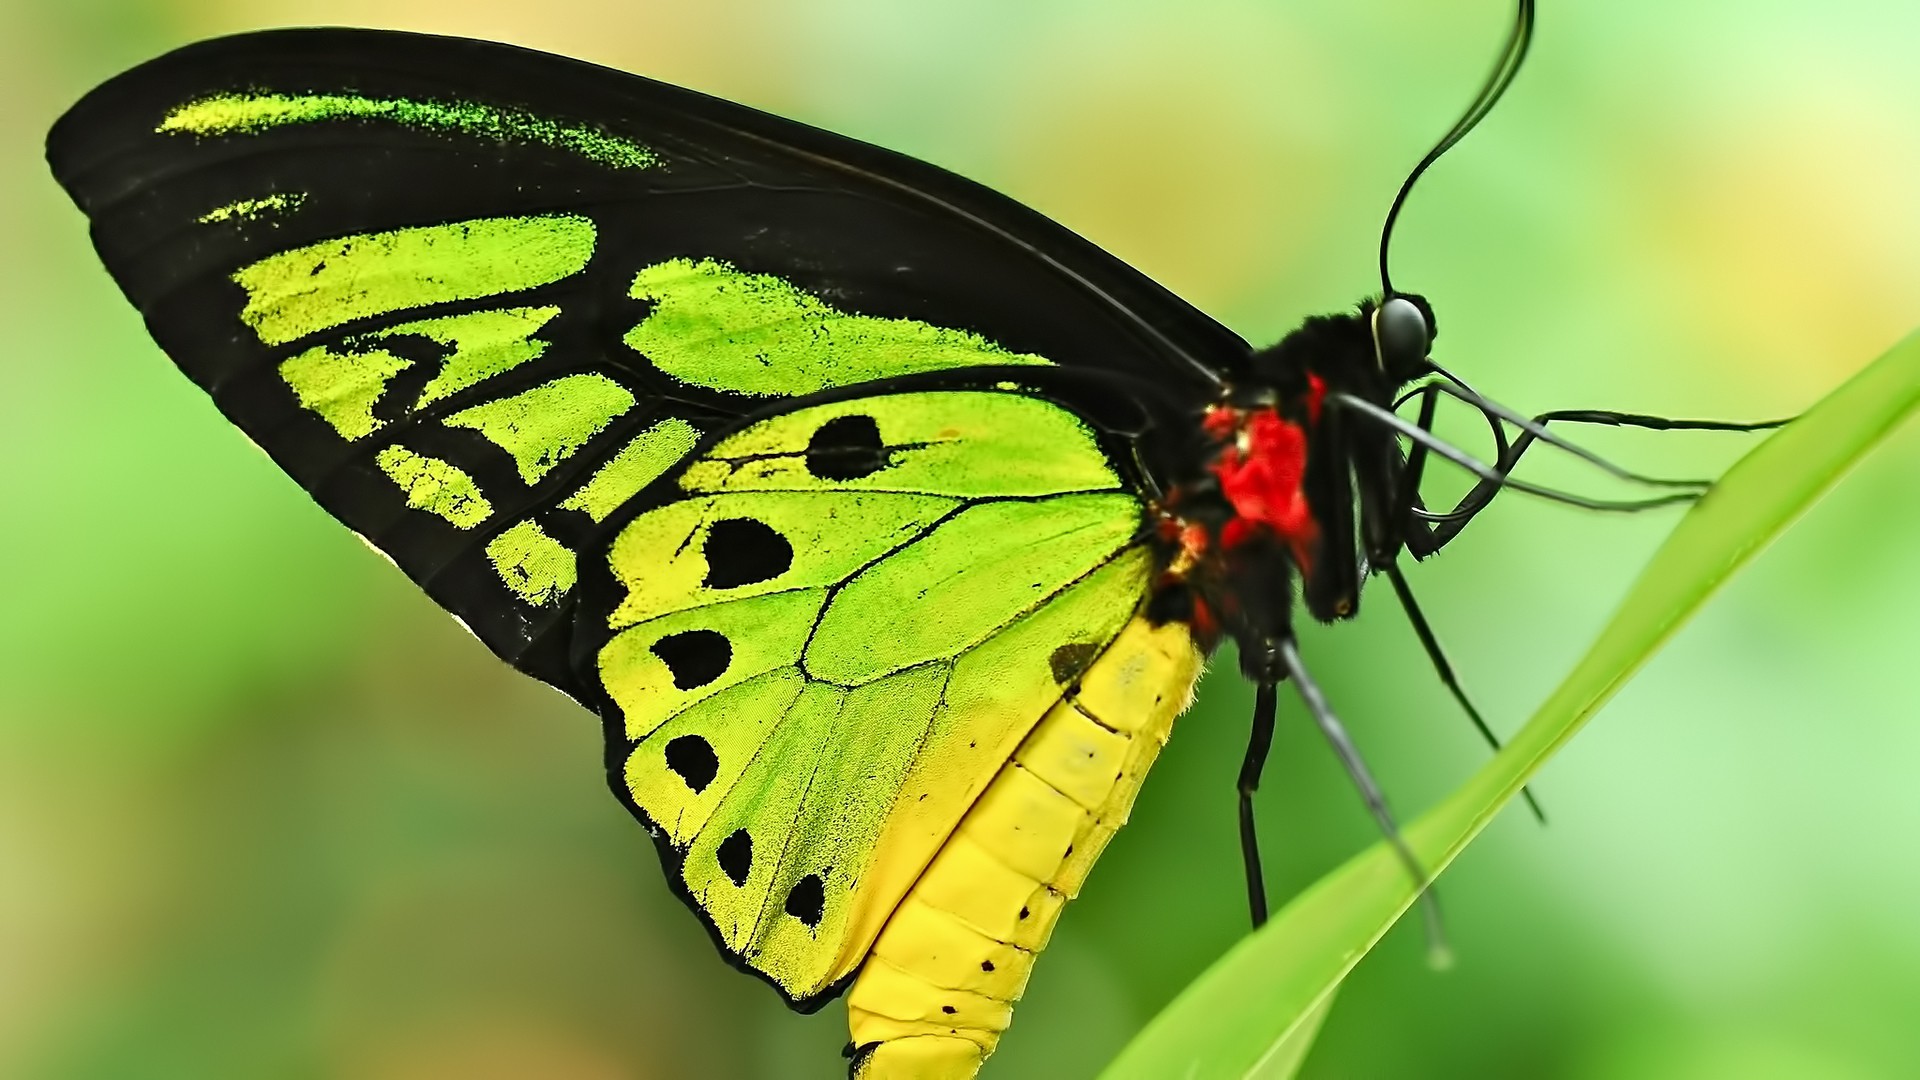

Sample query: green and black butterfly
[47,2,1778,1075]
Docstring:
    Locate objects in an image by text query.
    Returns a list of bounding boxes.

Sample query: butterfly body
[1146,298,1441,680]
[50,27,1444,1079]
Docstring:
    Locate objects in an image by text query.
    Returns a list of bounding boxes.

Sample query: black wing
[47,28,1247,698]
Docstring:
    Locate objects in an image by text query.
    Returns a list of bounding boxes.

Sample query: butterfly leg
[1275,636,1451,966]
[1385,380,1445,557]
[1378,559,1546,824]
[1351,387,1541,818]
[1238,681,1279,927]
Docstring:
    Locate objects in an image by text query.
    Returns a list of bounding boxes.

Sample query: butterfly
[47,3,1770,1075]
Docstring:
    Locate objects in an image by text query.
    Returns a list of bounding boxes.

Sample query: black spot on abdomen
[717,828,753,886]
[785,873,826,927]
[1049,641,1101,684]
[665,734,719,793]
[805,415,888,480]
[652,629,730,689]
[702,518,793,589]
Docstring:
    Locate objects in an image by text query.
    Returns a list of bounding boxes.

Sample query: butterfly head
[1370,293,1438,385]
[1236,291,1437,413]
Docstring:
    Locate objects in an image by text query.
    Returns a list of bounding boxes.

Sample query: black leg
[1238,682,1278,927]
[1382,560,1545,823]
[1276,637,1451,965]
[1367,389,1526,806]
[1392,382,1442,555]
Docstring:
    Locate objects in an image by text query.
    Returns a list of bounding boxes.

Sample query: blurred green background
[6,0,1919,1077]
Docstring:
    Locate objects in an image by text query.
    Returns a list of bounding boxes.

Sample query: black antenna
[1378,0,1537,296]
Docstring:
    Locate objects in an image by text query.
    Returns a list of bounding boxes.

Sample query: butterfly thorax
[1151,297,1434,677]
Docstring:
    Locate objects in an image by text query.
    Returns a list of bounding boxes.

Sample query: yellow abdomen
[847,615,1202,1078]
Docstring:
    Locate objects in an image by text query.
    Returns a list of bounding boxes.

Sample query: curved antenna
[1378,0,1537,296]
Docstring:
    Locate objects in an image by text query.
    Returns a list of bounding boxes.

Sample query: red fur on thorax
[1208,404,1320,571]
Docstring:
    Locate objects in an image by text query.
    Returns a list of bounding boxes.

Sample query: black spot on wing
[804,414,888,480]
[1048,641,1102,684]
[717,828,753,886]
[785,873,826,927]
[653,629,730,689]
[665,734,719,793]
[702,517,793,589]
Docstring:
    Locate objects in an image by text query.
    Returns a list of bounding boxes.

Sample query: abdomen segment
[847,615,1202,1078]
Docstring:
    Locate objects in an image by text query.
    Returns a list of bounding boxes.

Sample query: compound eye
[1374,295,1431,376]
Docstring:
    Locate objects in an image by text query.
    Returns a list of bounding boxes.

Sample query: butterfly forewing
[47,28,1238,697]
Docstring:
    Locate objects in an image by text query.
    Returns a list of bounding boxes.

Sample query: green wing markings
[606,491,959,630]
[235,212,636,607]
[560,418,703,523]
[625,258,1050,396]
[398,307,562,409]
[276,306,563,441]
[625,668,806,843]
[486,520,578,606]
[198,192,304,224]
[375,446,492,528]
[802,494,1141,685]
[590,389,1149,999]
[601,588,829,741]
[279,341,411,440]
[233,215,594,346]
[683,662,951,965]
[240,224,1094,644]
[159,92,656,169]
[443,374,637,484]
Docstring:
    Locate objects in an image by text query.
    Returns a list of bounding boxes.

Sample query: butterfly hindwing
[575,387,1156,1004]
